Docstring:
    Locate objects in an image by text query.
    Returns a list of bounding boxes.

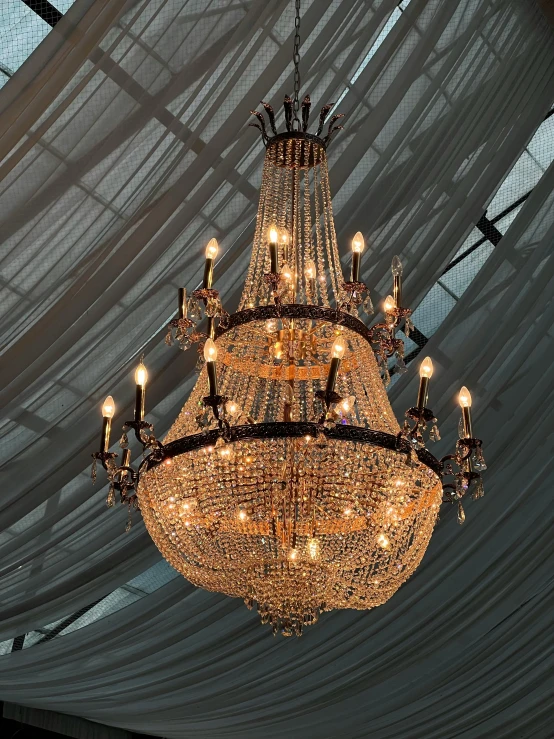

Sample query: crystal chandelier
[92,2,486,636]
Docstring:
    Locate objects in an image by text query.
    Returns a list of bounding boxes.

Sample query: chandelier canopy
[92,5,486,637]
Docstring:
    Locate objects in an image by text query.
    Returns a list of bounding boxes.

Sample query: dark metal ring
[214,304,374,345]
[144,421,442,476]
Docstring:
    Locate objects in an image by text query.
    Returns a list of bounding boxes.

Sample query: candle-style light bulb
[384,295,396,314]
[204,338,218,362]
[205,238,219,260]
[100,395,115,452]
[419,356,434,379]
[331,336,346,359]
[134,362,148,421]
[392,255,403,307]
[351,231,364,282]
[459,386,473,438]
[268,226,279,274]
[102,395,115,418]
[326,336,346,396]
[305,260,316,280]
[459,386,472,407]
[391,255,403,276]
[204,338,218,395]
[203,237,218,289]
[416,356,433,409]
[134,362,148,387]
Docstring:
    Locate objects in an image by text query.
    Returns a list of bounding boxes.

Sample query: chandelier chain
[292,0,301,129]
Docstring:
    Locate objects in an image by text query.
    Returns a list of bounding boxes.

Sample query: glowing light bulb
[307,538,319,560]
[331,336,346,359]
[384,295,396,314]
[134,362,148,387]
[344,507,352,516]
[225,400,239,416]
[289,548,298,561]
[102,395,115,418]
[268,226,278,243]
[205,237,219,260]
[265,318,278,333]
[459,386,472,408]
[280,230,289,244]
[281,264,293,282]
[419,356,434,379]
[305,260,316,280]
[204,338,218,362]
[377,534,390,549]
[351,231,365,253]
[238,508,247,521]
[391,255,403,276]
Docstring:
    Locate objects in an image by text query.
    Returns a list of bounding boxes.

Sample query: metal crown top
[250,96,344,148]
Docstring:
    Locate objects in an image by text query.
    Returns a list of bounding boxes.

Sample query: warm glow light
[391,255,403,276]
[419,356,434,379]
[351,231,365,253]
[204,338,218,362]
[377,534,390,549]
[205,237,219,260]
[268,226,278,243]
[305,260,316,280]
[459,386,472,408]
[281,265,293,282]
[238,509,247,521]
[341,399,351,412]
[307,538,319,560]
[226,401,239,416]
[344,508,352,516]
[134,362,148,387]
[289,548,298,561]
[280,230,289,244]
[383,295,396,314]
[331,336,346,359]
[102,395,115,418]
[265,318,278,333]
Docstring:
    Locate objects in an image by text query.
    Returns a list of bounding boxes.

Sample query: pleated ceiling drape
[0,1,553,737]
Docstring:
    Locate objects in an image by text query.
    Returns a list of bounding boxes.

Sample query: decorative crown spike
[249,95,344,147]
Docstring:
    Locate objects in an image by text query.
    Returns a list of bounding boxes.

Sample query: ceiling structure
[0,1,553,737]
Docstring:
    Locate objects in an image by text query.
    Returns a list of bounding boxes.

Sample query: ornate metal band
[215,304,373,345]
[146,422,442,476]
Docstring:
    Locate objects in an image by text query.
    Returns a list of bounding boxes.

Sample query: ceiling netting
[0,1,553,738]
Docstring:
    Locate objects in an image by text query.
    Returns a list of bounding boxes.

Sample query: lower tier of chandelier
[138,424,442,635]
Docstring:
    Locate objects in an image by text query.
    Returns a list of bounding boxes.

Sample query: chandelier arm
[144,422,443,476]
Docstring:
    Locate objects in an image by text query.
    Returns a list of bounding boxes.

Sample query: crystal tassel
[362,294,374,315]
[125,505,132,533]
[165,327,173,346]
[472,477,485,500]
[119,433,129,449]
[90,458,97,484]
[429,424,441,442]
[106,484,116,508]
[457,501,465,525]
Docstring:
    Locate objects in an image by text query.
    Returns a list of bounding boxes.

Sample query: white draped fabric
[0,0,553,737]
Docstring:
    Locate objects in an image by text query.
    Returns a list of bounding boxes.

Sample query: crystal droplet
[430,424,441,442]
[395,356,408,374]
[106,484,116,508]
[119,433,129,449]
[383,366,391,387]
[188,297,202,321]
[206,298,217,317]
[404,317,413,338]
[472,447,487,471]
[472,477,485,500]
[458,416,466,439]
[125,507,132,533]
[179,334,191,351]
[165,327,173,346]
[90,458,97,484]
[195,356,204,373]
[457,501,466,525]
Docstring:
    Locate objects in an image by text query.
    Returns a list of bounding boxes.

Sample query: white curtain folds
[0,1,553,737]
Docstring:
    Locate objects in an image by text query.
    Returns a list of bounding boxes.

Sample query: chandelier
[92,3,486,636]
